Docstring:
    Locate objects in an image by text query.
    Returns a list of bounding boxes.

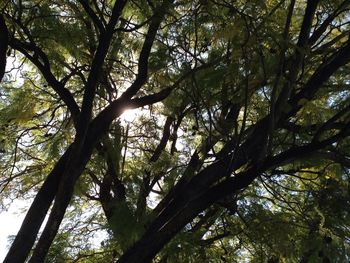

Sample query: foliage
[0,0,350,262]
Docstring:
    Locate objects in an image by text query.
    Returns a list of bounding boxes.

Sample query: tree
[0,0,350,262]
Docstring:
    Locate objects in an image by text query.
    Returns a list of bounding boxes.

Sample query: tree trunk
[116,168,257,263]
[3,146,72,263]
[29,127,101,262]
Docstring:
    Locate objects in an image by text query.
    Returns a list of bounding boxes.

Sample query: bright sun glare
[121,108,139,122]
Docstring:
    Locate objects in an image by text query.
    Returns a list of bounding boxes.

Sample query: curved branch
[130,87,173,108]
[9,38,80,123]
[92,58,219,139]
[120,0,174,99]
[290,40,350,105]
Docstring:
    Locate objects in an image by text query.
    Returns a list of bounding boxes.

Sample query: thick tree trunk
[114,119,269,262]
[116,167,258,263]
[3,146,72,263]
[115,128,342,263]
[3,108,116,262]
[27,104,125,261]
[29,141,96,262]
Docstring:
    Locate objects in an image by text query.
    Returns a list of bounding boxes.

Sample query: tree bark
[29,140,96,262]
[115,166,259,263]
[115,121,350,263]
[3,146,72,263]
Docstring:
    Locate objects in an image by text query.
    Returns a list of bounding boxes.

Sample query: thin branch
[9,38,80,123]
[78,0,105,33]
[120,0,174,99]
[290,40,350,105]
[309,0,350,45]
[92,58,219,137]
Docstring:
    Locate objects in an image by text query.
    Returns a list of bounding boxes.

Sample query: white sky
[0,199,28,261]
[0,53,27,262]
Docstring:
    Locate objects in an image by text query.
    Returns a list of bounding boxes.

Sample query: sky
[0,199,28,262]
[0,57,30,261]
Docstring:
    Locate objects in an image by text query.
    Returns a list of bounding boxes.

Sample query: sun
[121,108,139,122]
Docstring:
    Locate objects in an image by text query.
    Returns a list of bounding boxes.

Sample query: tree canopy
[0,0,350,262]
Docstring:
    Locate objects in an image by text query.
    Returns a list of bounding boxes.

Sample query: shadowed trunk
[3,146,72,263]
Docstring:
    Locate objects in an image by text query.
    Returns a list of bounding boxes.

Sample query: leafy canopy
[0,0,350,262]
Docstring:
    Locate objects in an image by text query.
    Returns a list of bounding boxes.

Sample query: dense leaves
[0,0,350,262]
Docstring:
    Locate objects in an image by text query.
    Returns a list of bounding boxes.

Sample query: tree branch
[136,116,174,219]
[296,0,320,47]
[91,58,219,140]
[78,0,105,33]
[309,0,350,45]
[78,0,127,134]
[120,0,174,99]
[130,87,173,108]
[9,38,80,123]
[290,40,350,105]
[117,120,350,263]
